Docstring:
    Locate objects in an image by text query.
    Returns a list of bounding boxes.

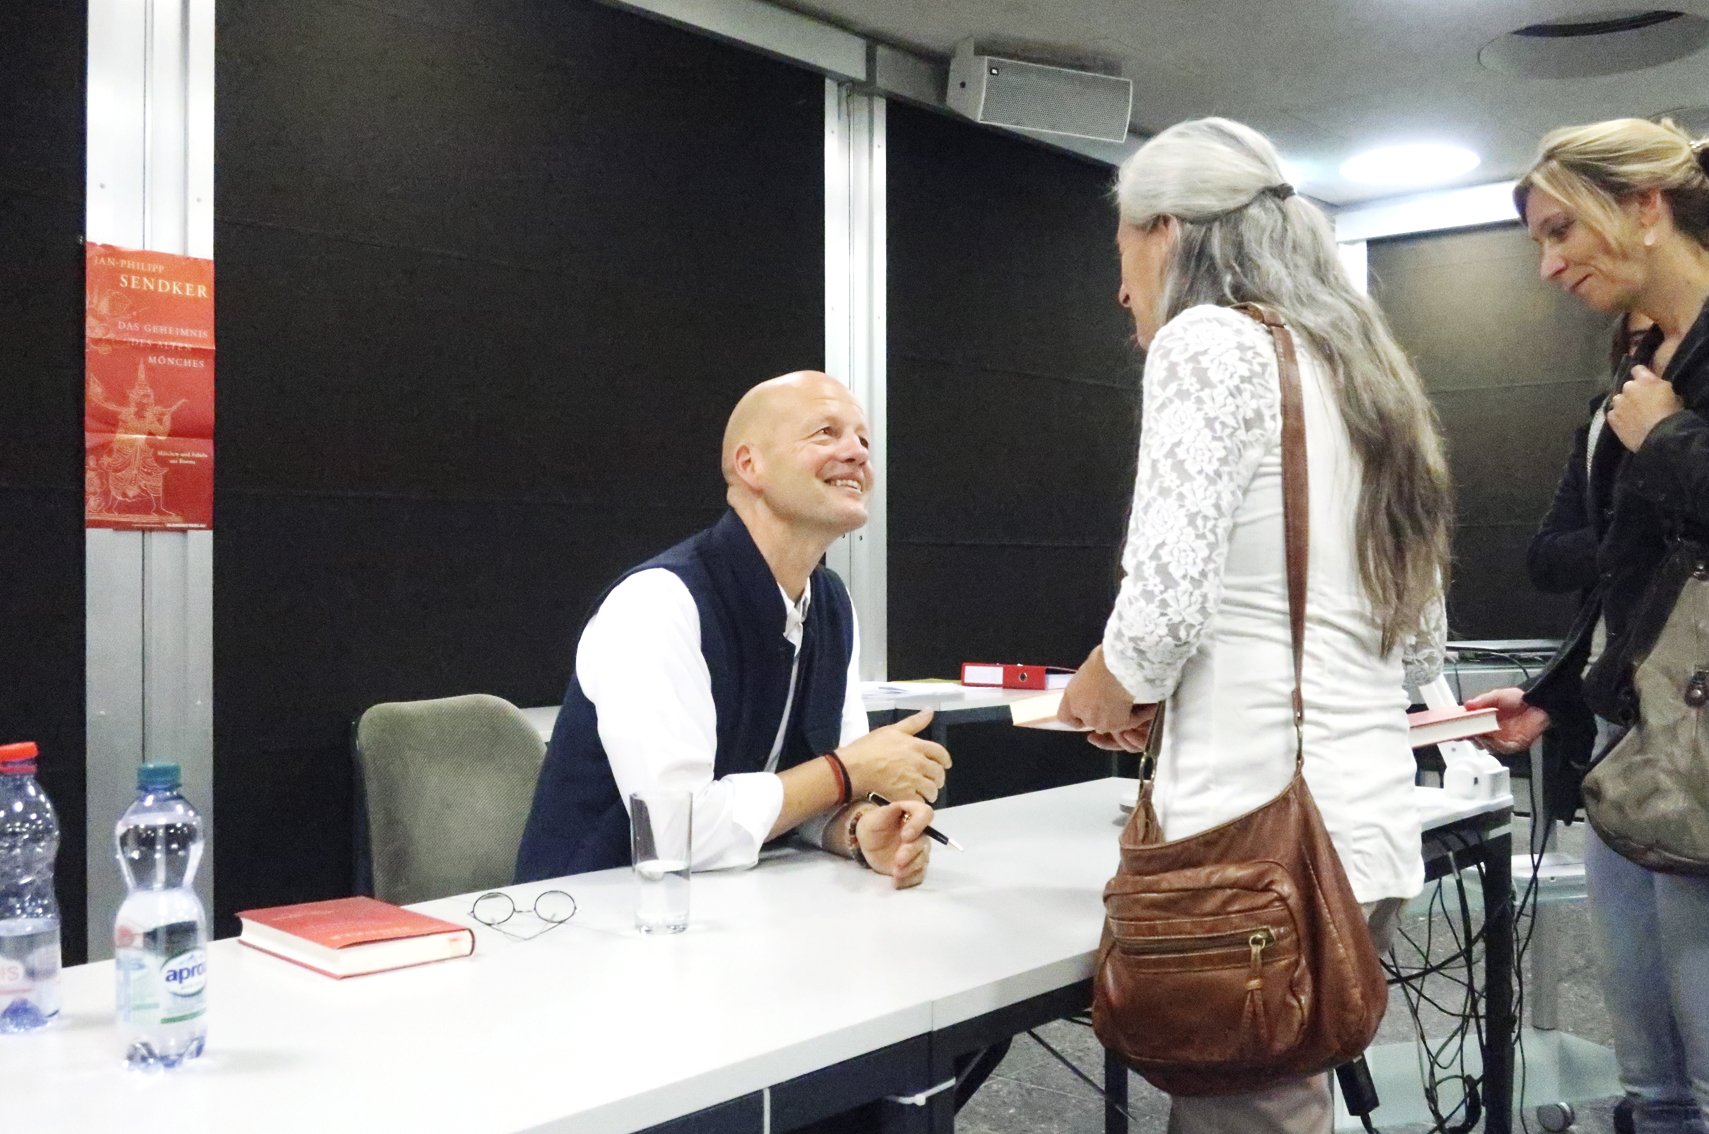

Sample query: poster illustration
[85,243,215,529]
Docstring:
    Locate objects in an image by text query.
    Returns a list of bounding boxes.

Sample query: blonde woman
[1471,118,1709,1134]
[1058,117,1454,1133]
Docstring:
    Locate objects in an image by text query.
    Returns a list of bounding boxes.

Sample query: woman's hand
[1607,365,1684,451]
[1087,705,1160,753]
[1464,686,1551,755]
[855,800,933,889]
[1060,646,1154,749]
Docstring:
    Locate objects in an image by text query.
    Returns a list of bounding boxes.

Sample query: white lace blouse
[1102,305,1444,902]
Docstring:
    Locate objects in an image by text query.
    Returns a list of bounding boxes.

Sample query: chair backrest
[354,694,547,906]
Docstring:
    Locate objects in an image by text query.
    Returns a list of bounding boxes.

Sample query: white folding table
[2,779,1514,1134]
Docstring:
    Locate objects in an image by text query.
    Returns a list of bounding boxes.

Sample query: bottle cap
[137,762,182,790]
[0,741,39,774]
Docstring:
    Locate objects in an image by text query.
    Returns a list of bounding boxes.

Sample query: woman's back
[1113,304,1422,903]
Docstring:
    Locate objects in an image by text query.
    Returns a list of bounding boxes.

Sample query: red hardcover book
[1407,705,1499,748]
[236,896,474,979]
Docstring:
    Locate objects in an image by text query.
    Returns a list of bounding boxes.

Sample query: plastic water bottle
[0,741,61,1033]
[114,762,207,1068]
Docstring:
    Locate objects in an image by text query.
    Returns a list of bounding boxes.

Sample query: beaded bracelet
[845,804,870,868]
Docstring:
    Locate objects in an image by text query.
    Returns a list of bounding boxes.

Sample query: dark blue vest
[514,511,855,881]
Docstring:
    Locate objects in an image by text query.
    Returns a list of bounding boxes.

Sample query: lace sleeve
[1102,307,1281,702]
[1402,590,1448,688]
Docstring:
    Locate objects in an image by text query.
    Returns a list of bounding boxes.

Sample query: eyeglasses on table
[470,889,577,941]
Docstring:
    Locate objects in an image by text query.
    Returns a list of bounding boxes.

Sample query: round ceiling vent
[1479,10,1709,78]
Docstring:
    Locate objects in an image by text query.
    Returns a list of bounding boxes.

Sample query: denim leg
[1585,824,1709,1134]
[1653,866,1709,1125]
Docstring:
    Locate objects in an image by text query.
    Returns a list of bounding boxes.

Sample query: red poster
[84,342,215,528]
[85,243,215,529]
[85,243,215,349]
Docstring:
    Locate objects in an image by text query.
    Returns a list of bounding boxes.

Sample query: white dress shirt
[576,568,869,871]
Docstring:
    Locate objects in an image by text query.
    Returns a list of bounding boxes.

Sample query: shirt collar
[778,582,811,650]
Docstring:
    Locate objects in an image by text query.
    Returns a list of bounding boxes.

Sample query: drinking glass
[629,791,691,934]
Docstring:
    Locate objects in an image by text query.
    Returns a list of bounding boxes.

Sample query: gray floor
[959,816,1630,1134]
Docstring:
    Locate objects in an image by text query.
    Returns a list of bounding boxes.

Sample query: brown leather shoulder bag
[1091,304,1390,1096]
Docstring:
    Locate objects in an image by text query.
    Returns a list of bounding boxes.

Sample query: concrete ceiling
[776,0,1709,206]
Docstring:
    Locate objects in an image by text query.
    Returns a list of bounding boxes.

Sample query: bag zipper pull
[1246,928,1274,990]
[1687,669,1708,708]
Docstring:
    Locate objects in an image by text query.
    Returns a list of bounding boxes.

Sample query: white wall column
[85,0,215,960]
[823,79,888,680]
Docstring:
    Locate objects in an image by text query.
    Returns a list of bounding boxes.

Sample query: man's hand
[1060,646,1148,743]
[1464,686,1551,755]
[1607,364,1684,451]
[837,709,951,803]
[856,799,933,889]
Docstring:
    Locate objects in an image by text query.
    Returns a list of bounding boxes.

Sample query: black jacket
[1525,300,1709,730]
[1526,390,1614,600]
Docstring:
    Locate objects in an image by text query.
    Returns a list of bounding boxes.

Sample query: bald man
[515,372,951,886]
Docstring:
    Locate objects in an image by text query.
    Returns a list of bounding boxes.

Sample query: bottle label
[116,920,206,1026]
[115,947,160,1020]
[163,947,208,998]
[0,956,26,994]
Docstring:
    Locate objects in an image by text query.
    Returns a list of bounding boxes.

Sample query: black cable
[1024,1027,1136,1124]
[1446,646,1537,684]
[1386,863,1489,1134]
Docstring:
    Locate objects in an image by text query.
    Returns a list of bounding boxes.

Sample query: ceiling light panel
[1339,143,1481,188]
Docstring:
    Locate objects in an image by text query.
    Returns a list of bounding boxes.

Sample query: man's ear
[729,441,765,494]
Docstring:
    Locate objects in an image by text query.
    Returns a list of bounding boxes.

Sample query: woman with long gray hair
[1058,117,1454,1132]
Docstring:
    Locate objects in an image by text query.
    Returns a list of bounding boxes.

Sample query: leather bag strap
[1234,303,1309,761]
[1137,304,1310,782]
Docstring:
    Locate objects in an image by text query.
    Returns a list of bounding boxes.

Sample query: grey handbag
[1581,539,1709,874]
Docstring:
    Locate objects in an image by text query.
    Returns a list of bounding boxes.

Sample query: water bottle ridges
[0,741,62,1034]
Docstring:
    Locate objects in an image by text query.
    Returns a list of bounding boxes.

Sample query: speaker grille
[978,58,1131,143]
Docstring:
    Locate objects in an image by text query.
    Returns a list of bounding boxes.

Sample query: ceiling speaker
[946,39,1132,144]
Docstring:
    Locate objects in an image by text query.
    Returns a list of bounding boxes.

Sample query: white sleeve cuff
[689,771,784,871]
[795,808,837,850]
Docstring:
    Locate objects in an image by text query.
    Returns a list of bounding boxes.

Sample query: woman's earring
[1643,228,1658,247]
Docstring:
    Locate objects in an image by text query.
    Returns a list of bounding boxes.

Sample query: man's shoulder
[596,567,699,626]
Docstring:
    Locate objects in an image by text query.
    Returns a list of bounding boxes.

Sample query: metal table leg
[1483,826,1516,1134]
[1105,1047,1129,1133]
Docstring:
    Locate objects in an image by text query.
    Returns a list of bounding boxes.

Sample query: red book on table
[237,895,474,979]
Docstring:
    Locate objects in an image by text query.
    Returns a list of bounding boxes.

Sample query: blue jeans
[1585,821,1709,1133]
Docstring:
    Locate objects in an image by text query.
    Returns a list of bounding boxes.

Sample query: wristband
[846,804,870,868]
[822,751,851,805]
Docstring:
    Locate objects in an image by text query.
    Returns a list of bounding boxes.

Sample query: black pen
[867,792,965,851]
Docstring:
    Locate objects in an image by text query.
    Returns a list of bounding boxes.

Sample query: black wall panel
[886,104,1140,801]
[214,0,823,930]
[1369,224,1607,641]
[0,6,88,963]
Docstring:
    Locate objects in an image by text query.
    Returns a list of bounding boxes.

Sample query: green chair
[354,694,547,906]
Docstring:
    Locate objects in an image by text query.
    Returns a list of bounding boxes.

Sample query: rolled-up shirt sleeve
[577,569,782,871]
